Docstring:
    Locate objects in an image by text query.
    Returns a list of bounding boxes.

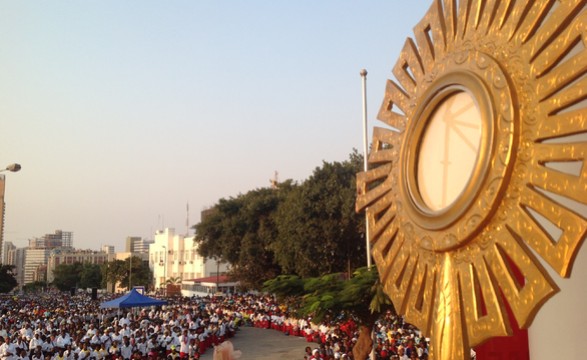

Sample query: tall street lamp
[128,254,133,291]
[161,245,167,290]
[0,163,21,264]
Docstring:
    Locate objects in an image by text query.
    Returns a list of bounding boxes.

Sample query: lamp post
[128,254,133,290]
[161,245,167,290]
[0,163,21,264]
[216,258,220,294]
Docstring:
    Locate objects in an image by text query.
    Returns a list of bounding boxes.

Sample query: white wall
[528,246,587,360]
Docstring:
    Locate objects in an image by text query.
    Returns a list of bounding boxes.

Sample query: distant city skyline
[1,2,431,251]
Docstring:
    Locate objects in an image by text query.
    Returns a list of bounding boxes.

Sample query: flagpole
[360,68,372,269]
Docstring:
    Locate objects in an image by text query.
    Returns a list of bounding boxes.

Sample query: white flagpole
[360,69,372,269]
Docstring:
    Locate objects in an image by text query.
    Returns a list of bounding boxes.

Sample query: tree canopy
[193,151,366,288]
[0,264,18,293]
[194,186,286,288]
[273,152,365,277]
[100,257,152,291]
[52,262,103,291]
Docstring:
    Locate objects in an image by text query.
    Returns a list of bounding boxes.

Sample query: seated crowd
[0,290,429,360]
[246,297,429,359]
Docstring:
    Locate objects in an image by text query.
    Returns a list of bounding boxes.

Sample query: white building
[23,248,51,284]
[149,228,229,290]
[5,246,25,287]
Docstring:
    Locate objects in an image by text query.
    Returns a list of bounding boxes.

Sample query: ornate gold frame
[356,1,587,359]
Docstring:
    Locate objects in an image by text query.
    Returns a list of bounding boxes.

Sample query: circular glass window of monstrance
[417,91,482,212]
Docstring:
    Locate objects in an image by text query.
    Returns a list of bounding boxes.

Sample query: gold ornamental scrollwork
[356,1,587,359]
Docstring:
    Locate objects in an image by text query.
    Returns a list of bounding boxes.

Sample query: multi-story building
[5,246,25,287]
[2,241,15,265]
[48,230,72,248]
[18,230,74,286]
[101,245,115,255]
[32,264,47,283]
[149,228,229,290]
[135,239,154,253]
[46,248,109,283]
[29,230,73,249]
[125,237,153,254]
[125,236,141,253]
[23,248,52,284]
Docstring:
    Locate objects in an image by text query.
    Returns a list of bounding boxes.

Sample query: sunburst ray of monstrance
[356,1,587,359]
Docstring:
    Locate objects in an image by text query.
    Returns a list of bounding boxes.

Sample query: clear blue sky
[0,1,429,251]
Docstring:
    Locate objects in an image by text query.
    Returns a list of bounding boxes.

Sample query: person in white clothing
[20,324,33,342]
[0,336,17,360]
[118,315,131,328]
[30,348,44,360]
[178,329,189,358]
[119,337,133,360]
[28,334,43,353]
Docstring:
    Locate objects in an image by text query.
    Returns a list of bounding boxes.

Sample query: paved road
[200,326,308,360]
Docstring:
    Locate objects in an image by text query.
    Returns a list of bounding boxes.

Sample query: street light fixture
[1,164,21,173]
[0,163,21,264]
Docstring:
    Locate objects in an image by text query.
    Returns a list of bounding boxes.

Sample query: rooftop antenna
[185,202,190,236]
[158,214,165,231]
[270,171,279,189]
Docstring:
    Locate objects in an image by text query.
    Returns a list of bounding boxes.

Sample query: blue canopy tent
[100,288,167,309]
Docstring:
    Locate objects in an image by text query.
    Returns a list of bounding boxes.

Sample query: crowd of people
[247,300,429,359]
[0,290,429,360]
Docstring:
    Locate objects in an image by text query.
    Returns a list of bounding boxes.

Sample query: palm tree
[164,276,182,285]
[164,276,183,297]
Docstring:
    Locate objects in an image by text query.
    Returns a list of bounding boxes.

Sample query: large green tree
[0,264,18,293]
[194,151,366,288]
[126,256,152,290]
[195,185,289,289]
[52,262,103,291]
[52,263,83,291]
[101,259,127,291]
[273,152,365,277]
[79,263,103,289]
[101,257,152,291]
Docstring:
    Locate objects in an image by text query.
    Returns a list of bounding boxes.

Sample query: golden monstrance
[356,1,587,359]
